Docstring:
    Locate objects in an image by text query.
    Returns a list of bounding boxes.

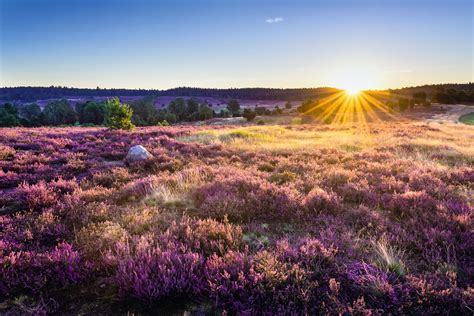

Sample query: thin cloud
[265,17,284,24]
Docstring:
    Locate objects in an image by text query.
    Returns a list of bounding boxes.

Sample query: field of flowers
[0,122,473,314]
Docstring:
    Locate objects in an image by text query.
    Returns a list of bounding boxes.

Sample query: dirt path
[426,104,474,124]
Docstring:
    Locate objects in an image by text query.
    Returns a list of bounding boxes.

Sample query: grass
[179,122,474,161]
[459,112,474,125]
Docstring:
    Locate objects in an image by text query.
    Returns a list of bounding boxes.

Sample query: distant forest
[0,83,473,102]
[0,86,338,102]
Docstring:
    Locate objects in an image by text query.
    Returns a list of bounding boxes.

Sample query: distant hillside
[0,86,339,103]
[1,83,472,103]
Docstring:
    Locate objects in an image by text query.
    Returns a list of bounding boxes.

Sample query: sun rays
[299,88,407,129]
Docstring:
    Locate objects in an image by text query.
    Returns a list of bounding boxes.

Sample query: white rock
[125,145,153,163]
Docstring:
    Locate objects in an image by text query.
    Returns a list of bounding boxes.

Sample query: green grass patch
[459,112,474,125]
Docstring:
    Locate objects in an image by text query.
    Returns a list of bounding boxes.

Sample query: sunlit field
[0,119,472,314]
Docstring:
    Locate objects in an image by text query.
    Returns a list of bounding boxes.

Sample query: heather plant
[163,216,243,256]
[0,123,472,313]
[0,242,82,295]
[113,237,205,301]
[192,171,302,221]
[76,221,129,267]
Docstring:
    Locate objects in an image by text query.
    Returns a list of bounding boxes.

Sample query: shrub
[104,97,134,130]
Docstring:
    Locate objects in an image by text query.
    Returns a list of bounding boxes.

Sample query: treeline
[390,83,474,100]
[0,86,338,102]
[2,84,473,103]
[0,98,132,128]
[0,96,271,127]
[430,88,474,104]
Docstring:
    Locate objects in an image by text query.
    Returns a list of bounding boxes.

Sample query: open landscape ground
[0,115,473,314]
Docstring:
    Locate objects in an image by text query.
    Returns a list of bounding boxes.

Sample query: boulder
[125,145,153,163]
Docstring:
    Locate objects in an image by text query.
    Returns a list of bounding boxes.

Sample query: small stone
[125,145,153,163]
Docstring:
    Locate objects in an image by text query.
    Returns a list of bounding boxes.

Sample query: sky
[0,0,472,90]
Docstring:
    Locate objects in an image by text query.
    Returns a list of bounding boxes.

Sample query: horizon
[1,0,472,90]
[1,82,473,92]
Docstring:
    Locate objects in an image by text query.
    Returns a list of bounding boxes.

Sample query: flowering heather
[0,123,472,314]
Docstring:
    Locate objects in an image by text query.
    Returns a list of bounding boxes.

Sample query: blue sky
[0,0,472,89]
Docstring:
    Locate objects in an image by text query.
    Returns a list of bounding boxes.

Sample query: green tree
[297,100,320,114]
[185,98,200,120]
[243,108,257,121]
[285,101,292,109]
[218,108,232,118]
[131,97,159,126]
[398,98,409,112]
[20,103,42,127]
[273,106,283,115]
[227,99,241,116]
[255,107,266,115]
[42,100,77,126]
[0,103,21,127]
[83,102,106,125]
[104,97,134,130]
[413,91,427,102]
[168,98,187,121]
[157,109,177,124]
[198,104,214,120]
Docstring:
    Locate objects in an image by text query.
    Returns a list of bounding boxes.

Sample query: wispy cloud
[383,69,413,74]
[265,17,284,24]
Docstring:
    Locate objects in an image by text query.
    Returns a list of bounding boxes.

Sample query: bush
[104,97,134,130]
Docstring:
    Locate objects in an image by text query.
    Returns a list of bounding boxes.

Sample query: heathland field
[0,121,473,314]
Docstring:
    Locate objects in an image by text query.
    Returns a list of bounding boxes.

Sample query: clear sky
[0,0,472,89]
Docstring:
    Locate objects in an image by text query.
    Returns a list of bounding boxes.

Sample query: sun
[345,87,361,96]
[328,66,379,96]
